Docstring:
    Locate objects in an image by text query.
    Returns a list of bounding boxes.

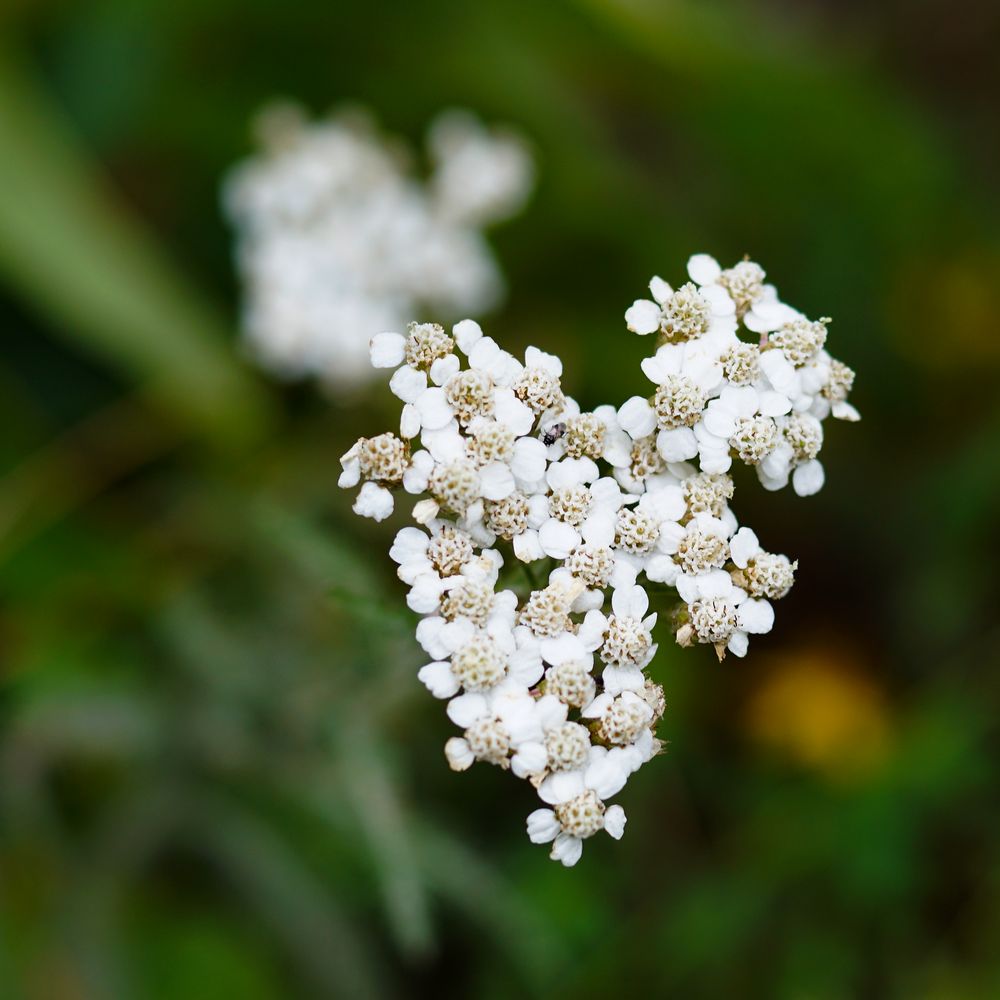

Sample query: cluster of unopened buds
[339,253,859,865]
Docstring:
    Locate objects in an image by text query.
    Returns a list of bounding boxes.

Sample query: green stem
[521,559,541,591]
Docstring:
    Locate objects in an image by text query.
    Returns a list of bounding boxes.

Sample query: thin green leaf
[0,43,271,449]
[187,789,390,1000]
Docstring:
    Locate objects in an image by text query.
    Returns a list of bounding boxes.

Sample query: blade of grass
[0,43,272,450]
[187,789,390,1000]
[0,393,174,563]
[333,729,436,960]
[414,819,568,994]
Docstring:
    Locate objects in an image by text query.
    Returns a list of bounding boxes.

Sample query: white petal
[444,737,474,771]
[757,468,789,492]
[412,498,439,524]
[759,390,792,417]
[721,383,760,418]
[698,569,736,599]
[760,350,799,396]
[697,443,733,474]
[418,661,460,698]
[429,353,461,386]
[684,353,724,392]
[538,770,586,805]
[453,319,483,354]
[389,365,427,404]
[370,332,405,368]
[550,833,583,866]
[656,520,686,554]
[402,450,434,493]
[508,645,544,687]
[581,692,612,719]
[580,509,616,548]
[603,804,627,839]
[337,458,361,489]
[571,610,604,652]
[720,506,738,537]
[727,631,749,657]
[584,753,629,800]
[511,742,548,777]
[700,283,736,316]
[729,526,760,568]
[638,484,685,522]
[742,310,771,334]
[612,584,648,620]
[526,808,560,844]
[439,620,477,656]
[400,403,421,439]
[602,665,645,696]
[527,493,550,527]
[511,437,548,482]
[649,276,672,304]
[493,388,535,436]
[407,576,448,614]
[625,299,662,335]
[497,696,542,744]
[640,354,668,385]
[737,598,774,634]
[675,573,701,604]
[832,401,861,422]
[617,396,657,439]
[760,441,793,479]
[687,253,722,285]
[792,459,825,496]
[479,462,515,501]
[603,428,633,468]
[446,693,489,728]
[656,427,699,462]
[421,423,465,463]
[513,530,545,562]
[573,588,604,613]
[524,345,563,377]
[589,476,623,507]
[546,459,586,491]
[389,526,429,564]
[536,694,569,730]
[540,632,587,665]
[415,618,450,661]
[353,483,394,522]
[751,300,799,333]
[538,519,580,560]
[468,336,501,371]
[415,387,455,430]
[470,337,515,381]
[644,553,677,584]
[702,401,737,439]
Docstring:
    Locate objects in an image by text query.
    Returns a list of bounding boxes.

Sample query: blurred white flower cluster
[224,104,533,390]
[338,254,858,865]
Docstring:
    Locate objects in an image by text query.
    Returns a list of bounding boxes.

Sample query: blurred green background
[2,1,1000,997]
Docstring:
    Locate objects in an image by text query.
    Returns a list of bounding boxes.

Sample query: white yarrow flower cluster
[224,104,533,389]
[339,254,858,865]
[623,253,859,495]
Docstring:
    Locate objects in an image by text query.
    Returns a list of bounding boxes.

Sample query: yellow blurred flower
[888,250,1000,368]
[744,646,891,781]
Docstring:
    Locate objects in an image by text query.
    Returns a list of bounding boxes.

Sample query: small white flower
[526,788,629,866]
[696,382,791,473]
